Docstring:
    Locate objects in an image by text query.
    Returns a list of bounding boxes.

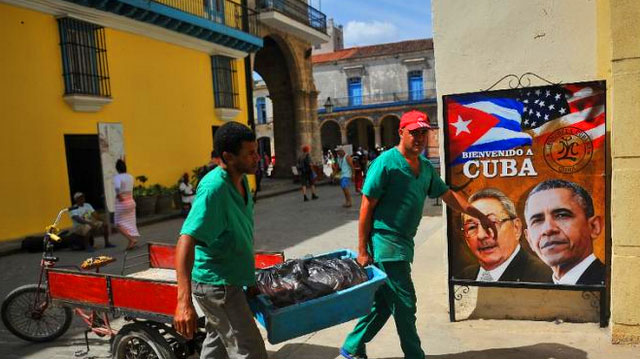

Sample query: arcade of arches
[319,113,439,158]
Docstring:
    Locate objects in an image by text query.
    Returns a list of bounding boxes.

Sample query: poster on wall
[98,123,125,213]
[443,80,606,288]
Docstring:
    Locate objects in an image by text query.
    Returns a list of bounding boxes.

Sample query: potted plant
[133,175,158,217]
[155,184,175,214]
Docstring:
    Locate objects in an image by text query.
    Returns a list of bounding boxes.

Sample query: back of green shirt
[180,166,256,286]
[362,147,449,263]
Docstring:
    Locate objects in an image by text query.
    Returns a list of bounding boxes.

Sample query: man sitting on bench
[69,192,114,251]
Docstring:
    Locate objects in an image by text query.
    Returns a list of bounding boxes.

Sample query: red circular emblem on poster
[544,126,593,174]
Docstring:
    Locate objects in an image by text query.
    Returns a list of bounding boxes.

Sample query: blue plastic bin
[249,249,387,344]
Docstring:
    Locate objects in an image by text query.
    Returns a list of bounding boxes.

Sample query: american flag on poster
[446,83,605,164]
[519,84,605,148]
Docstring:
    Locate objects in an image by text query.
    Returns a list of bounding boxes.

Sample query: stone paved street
[1,186,638,358]
[0,184,440,358]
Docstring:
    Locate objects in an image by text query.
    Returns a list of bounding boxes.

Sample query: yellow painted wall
[0,3,250,240]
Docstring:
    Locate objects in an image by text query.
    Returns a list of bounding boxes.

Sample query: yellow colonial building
[0,0,262,240]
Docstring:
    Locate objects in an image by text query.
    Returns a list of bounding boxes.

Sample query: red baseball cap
[399,110,430,131]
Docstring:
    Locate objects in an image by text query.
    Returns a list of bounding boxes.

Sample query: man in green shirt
[174,122,266,359]
[340,111,497,359]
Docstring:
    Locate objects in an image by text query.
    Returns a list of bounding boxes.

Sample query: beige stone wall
[432,0,603,322]
[608,0,640,344]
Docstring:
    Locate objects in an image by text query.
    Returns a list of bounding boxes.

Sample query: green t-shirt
[180,166,255,286]
[363,147,449,263]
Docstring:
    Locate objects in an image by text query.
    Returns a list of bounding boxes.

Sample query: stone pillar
[610,0,640,344]
[374,125,382,148]
[340,124,348,145]
[308,90,323,164]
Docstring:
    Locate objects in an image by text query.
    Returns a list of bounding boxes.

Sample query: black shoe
[303,195,309,201]
[312,194,319,200]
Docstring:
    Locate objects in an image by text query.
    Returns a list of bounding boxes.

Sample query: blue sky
[311,0,432,47]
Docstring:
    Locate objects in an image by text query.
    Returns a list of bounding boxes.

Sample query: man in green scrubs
[174,122,266,359]
[340,111,497,359]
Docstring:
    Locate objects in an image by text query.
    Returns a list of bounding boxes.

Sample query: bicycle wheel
[1,284,72,342]
[112,322,177,359]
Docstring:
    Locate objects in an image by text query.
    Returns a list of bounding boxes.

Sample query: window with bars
[57,18,111,97]
[211,56,239,109]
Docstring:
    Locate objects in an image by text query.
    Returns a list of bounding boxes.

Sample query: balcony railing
[319,89,437,112]
[155,0,259,36]
[256,0,327,34]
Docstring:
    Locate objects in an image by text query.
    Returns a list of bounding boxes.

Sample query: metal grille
[154,0,259,35]
[57,18,111,97]
[211,56,239,109]
[320,89,437,110]
[256,0,327,34]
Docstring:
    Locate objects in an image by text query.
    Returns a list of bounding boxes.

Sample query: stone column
[308,89,323,164]
[340,124,348,145]
[374,125,382,148]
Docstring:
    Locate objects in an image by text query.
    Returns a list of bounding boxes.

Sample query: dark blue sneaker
[339,348,367,359]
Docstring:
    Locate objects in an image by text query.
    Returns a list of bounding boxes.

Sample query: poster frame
[441,79,609,327]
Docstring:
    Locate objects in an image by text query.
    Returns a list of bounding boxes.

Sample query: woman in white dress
[114,159,140,249]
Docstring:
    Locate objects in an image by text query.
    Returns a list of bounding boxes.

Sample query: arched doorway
[380,115,400,148]
[347,118,374,150]
[254,36,297,177]
[320,120,341,153]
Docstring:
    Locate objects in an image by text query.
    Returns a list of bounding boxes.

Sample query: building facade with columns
[313,39,439,159]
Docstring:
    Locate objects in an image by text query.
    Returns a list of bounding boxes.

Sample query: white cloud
[344,21,399,47]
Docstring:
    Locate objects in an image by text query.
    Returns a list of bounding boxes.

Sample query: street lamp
[323,97,334,113]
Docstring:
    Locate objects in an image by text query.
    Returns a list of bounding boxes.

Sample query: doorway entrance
[64,134,104,209]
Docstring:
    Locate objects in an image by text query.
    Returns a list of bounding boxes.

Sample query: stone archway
[253,32,321,177]
[380,115,400,148]
[347,118,375,150]
[320,120,341,152]
[254,36,296,177]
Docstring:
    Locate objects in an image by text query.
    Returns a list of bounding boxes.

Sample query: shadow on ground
[380,343,587,359]
[269,343,338,359]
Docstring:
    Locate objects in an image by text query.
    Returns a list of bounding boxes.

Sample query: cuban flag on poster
[446,95,532,164]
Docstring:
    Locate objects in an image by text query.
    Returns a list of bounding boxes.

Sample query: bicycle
[1,207,116,348]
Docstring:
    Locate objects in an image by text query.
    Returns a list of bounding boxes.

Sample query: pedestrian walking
[174,121,267,359]
[298,145,318,202]
[113,159,140,250]
[179,173,195,216]
[336,148,355,207]
[340,110,497,359]
[353,150,366,194]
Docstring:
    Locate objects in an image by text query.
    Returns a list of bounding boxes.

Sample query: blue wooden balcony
[318,90,437,114]
[62,0,263,53]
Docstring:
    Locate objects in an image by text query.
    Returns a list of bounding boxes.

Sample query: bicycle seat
[81,256,116,271]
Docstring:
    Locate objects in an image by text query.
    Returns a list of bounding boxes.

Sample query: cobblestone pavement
[0,185,443,358]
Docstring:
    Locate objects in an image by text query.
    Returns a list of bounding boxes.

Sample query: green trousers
[342,261,424,359]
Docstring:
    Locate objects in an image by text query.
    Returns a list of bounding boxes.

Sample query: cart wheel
[1,284,72,342]
[112,323,177,359]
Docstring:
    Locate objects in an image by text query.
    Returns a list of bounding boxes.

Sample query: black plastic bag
[255,257,368,307]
